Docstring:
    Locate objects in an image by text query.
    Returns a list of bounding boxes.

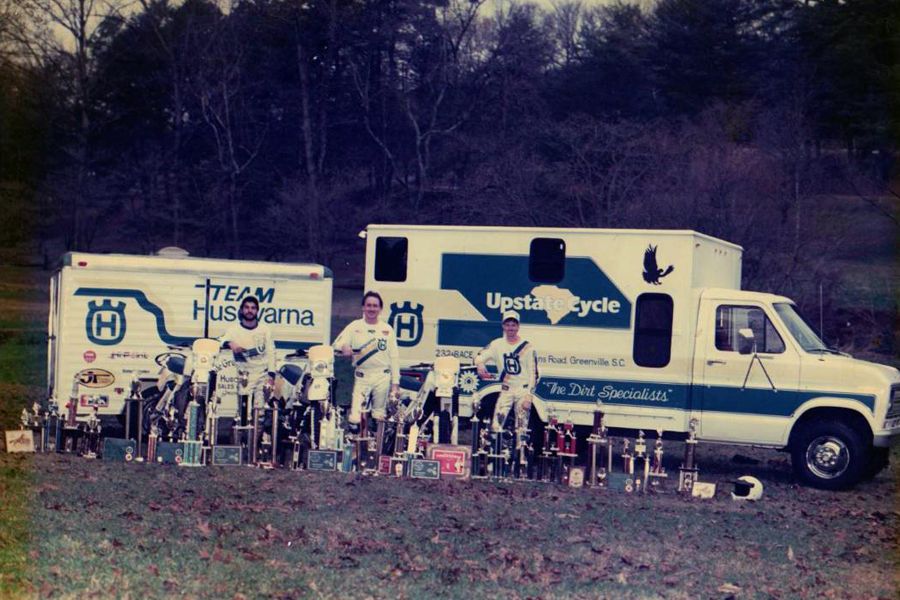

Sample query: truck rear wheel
[791,420,869,490]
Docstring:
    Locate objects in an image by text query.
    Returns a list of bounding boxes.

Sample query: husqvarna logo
[388,302,424,347]
[85,300,127,345]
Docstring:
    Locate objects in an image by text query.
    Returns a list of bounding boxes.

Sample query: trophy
[558,415,578,484]
[678,419,699,494]
[540,416,561,483]
[512,407,533,480]
[61,374,82,453]
[648,429,668,491]
[621,438,634,476]
[634,431,648,493]
[146,424,159,464]
[232,369,253,460]
[354,410,378,474]
[487,426,512,481]
[180,397,203,467]
[82,407,102,459]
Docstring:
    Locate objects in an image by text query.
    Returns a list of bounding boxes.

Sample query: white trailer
[362,224,900,489]
[48,249,332,421]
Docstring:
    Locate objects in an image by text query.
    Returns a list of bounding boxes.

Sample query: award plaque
[102,438,136,462]
[307,449,338,471]
[4,430,35,453]
[427,444,471,480]
[156,441,184,465]
[410,459,440,480]
[212,445,242,466]
[567,466,585,488]
[378,454,393,475]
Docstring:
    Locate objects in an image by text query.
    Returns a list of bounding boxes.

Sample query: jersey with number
[475,337,538,389]
[220,321,276,375]
[333,318,400,384]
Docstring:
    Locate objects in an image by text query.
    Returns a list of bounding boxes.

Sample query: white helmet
[731,476,763,501]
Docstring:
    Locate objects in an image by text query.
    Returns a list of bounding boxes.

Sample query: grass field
[0,254,898,599]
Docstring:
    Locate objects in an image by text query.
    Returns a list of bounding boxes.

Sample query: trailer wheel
[791,419,869,490]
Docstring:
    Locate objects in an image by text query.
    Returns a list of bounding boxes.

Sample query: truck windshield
[773,303,829,352]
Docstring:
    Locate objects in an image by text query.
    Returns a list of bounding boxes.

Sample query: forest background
[1,0,897,355]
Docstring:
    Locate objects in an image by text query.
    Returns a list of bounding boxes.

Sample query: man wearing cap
[334,291,400,434]
[474,310,539,432]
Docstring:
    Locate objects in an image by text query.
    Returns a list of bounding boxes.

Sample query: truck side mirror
[738,328,755,355]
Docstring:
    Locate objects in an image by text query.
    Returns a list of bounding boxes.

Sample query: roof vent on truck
[155,246,190,258]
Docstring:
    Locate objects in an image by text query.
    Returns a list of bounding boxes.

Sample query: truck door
[694,299,799,444]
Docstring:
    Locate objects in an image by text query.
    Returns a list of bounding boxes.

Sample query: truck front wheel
[791,420,870,490]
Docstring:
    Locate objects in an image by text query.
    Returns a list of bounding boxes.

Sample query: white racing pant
[240,368,271,409]
[493,384,533,432]
[348,368,392,424]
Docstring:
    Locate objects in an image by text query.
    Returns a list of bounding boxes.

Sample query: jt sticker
[76,368,115,388]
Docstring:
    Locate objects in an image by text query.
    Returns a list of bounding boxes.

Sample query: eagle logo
[642,245,674,285]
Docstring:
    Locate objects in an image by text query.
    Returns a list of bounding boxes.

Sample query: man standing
[221,296,276,407]
[333,291,400,434]
[475,310,539,432]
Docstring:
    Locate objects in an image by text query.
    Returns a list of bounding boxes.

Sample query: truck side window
[529,238,565,283]
[715,306,785,354]
[374,237,408,282]
[633,293,673,368]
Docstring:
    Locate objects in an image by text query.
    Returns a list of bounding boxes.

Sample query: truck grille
[887,385,900,419]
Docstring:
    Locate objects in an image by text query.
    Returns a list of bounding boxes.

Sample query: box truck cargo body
[48,250,332,421]
[362,225,900,489]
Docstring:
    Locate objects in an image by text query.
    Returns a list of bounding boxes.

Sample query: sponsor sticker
[83,350,96,363]
[76,368,115,388]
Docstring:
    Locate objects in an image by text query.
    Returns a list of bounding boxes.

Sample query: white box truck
[48,248,333,422]
[362,224,900,489]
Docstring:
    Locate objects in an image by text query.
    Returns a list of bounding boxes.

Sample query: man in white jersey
[333,291,400,433]
[220,296,276,407]
[475,310,539,432]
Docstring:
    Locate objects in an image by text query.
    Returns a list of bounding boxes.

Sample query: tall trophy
[648,428,668,491]
[558,415,577,484]
[82,407,102,459]
[634,430,648,493]
[181,396,203,467]
[678,419,699,494]
[539,416,561,483]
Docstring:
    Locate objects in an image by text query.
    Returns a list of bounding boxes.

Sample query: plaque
[605,472,634,493]
[156,441,184,465]
[567,466,585,488]
[212,445,242,466]
[307,449,338,471]
[378,454,393,475]
[410,459,441,480]
[102,438,136,462]
[691,481,717,499]
[427,444,471,480]
[4,430,35,453]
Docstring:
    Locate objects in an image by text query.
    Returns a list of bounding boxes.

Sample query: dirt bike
[271,344,340,468]
[141,338,223,448]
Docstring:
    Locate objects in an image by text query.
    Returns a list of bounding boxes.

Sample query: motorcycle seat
[399,375,423,393]
[166,355,186,375]
[279,363,304,386]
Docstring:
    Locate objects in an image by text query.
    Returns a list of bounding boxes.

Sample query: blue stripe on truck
[73,287,313,350]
